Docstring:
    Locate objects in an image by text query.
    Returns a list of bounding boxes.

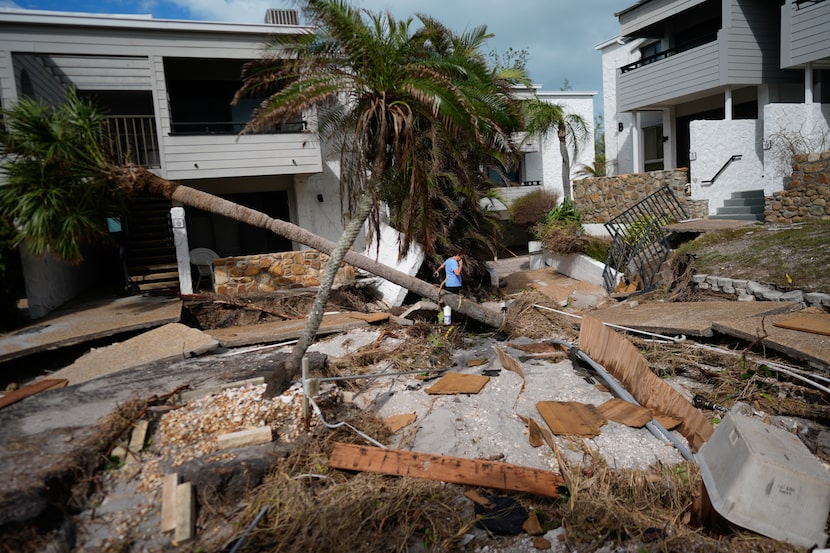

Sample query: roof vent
[264,9,299,25]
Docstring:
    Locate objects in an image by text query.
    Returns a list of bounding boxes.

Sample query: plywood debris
[536,401,606,438]
[328,443,565,498]
[578,315,713,451]
[426,372,490,395]
[773,314,830,336]
[597,398,653,428]
[384,413,417,432]
[496,347,525,379]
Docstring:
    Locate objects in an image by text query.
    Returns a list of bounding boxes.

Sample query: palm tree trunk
[274,187,376,396]
[559,126,571,201]
[115,164,504,320]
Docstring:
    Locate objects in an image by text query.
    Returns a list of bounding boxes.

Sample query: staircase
[123,197,180,293]
[710,189,765,221]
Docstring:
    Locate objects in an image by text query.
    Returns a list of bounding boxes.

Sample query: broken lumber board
[578,315,713,451]
[0,378,68,410]
[328,443,564,498]
[426,372,489,394]
[597,398,653,428]
[536,401,606,438]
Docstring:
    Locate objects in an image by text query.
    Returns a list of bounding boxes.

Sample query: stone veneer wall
[212,251,355,296]
[573,169,708,224]
[765,151,830,223]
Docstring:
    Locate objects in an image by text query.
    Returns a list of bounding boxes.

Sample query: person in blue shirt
[434,252,464,294]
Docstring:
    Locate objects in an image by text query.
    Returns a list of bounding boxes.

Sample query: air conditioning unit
[264,9,299,25]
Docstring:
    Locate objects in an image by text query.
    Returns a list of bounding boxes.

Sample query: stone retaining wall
[691,273,830,310]
[573,169,708,224]
[765,151,830,223]
[212,250,355,296]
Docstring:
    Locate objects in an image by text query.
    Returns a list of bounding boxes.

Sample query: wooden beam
[0,379,68,410]
[328,443,565,498]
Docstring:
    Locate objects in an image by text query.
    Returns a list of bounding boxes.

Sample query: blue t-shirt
[445,257,462,288]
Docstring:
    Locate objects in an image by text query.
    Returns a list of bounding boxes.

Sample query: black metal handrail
[620,33,718,74]
[702,154,742,186]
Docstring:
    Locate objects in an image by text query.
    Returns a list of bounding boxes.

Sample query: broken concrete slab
[712,308,830,368]
[588,301,802,338]
[204,312,386,348]
[399,300,440,322]
[0,295,182,363]
[43,323,219,386]
[364,223,425,307]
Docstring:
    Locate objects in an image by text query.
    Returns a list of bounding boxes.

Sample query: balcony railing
[620,33,718,73]
[105,116,160,168]
[169,119,307,135]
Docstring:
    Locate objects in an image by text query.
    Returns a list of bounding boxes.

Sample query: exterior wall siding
[781,0,830,67]
[11,53,66,103]
[722,0,781,83]
[45,54,152,90]
[618,41,720,111]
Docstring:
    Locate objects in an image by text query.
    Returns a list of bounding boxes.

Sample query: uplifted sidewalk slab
[712,309,830,367]
[0,295,182,363]
[46,323,219,386]
[205,312,389,348]
[588,301,801,338]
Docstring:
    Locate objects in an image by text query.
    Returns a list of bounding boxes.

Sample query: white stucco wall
[688,119,763,214]
[20,244,86,319]
[763,103,830,191]
[364,223,424,307]
[511,87,595,202]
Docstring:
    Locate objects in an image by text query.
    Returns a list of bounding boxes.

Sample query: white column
[662,108,676,170]
[171,206,193,295]
[632,111,642,173]
[724,86,733,121]
[805,63,814,104]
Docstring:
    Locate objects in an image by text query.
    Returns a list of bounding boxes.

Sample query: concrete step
[709,213,764,221]
[730,189,765,199]
[723,197,765,207]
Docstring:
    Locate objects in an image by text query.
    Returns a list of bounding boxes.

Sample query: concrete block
[805,292,830,307]
[716,277,733,288]
[747,281,770,295]
[698,283,711,290]
[722,286,735,295]
[706,275,719,285]
[161,473,180,533]
[691,274,708,284]
[780,290,804,303]
[216,426,273,450]
[737,294,756,302]
[731,279,748,288]
[173,482,196,545]
[762,290,784,301]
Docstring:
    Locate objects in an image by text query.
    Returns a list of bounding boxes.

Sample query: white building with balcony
[597,0,830,218]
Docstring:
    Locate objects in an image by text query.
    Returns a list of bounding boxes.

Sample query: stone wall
[573,169,708,224]
[765,151,830,223]
[212,250,355,296]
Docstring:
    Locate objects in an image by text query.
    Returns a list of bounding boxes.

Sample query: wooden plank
[536,401,606,438]
[773,315,830,336]
[654,414,682,431]
[426,372,490,395]
[328,443,565,498]
[597,398,653,428]
[0,379,68,410]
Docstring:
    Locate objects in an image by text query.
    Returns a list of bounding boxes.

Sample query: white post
[805,63,814,105]
[170,206,193,295]
[724,86,733,121]
[632,111,642,173]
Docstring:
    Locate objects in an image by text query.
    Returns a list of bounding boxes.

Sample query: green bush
[508,189,560,228]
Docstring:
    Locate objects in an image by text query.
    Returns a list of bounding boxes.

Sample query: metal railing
[105,116,160,168]
[702,154,742,186]
[602,185,688,293]
[169,119,306,135]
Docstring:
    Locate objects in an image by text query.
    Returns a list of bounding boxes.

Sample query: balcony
[618,40,720,112]
[105,115,160,168]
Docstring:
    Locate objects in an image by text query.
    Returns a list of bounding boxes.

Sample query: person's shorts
[445,286,462,294]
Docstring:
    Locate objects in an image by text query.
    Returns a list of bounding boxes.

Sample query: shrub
[509,189,560,228]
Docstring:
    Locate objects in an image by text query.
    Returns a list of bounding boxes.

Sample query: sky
[0,0,630,117]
